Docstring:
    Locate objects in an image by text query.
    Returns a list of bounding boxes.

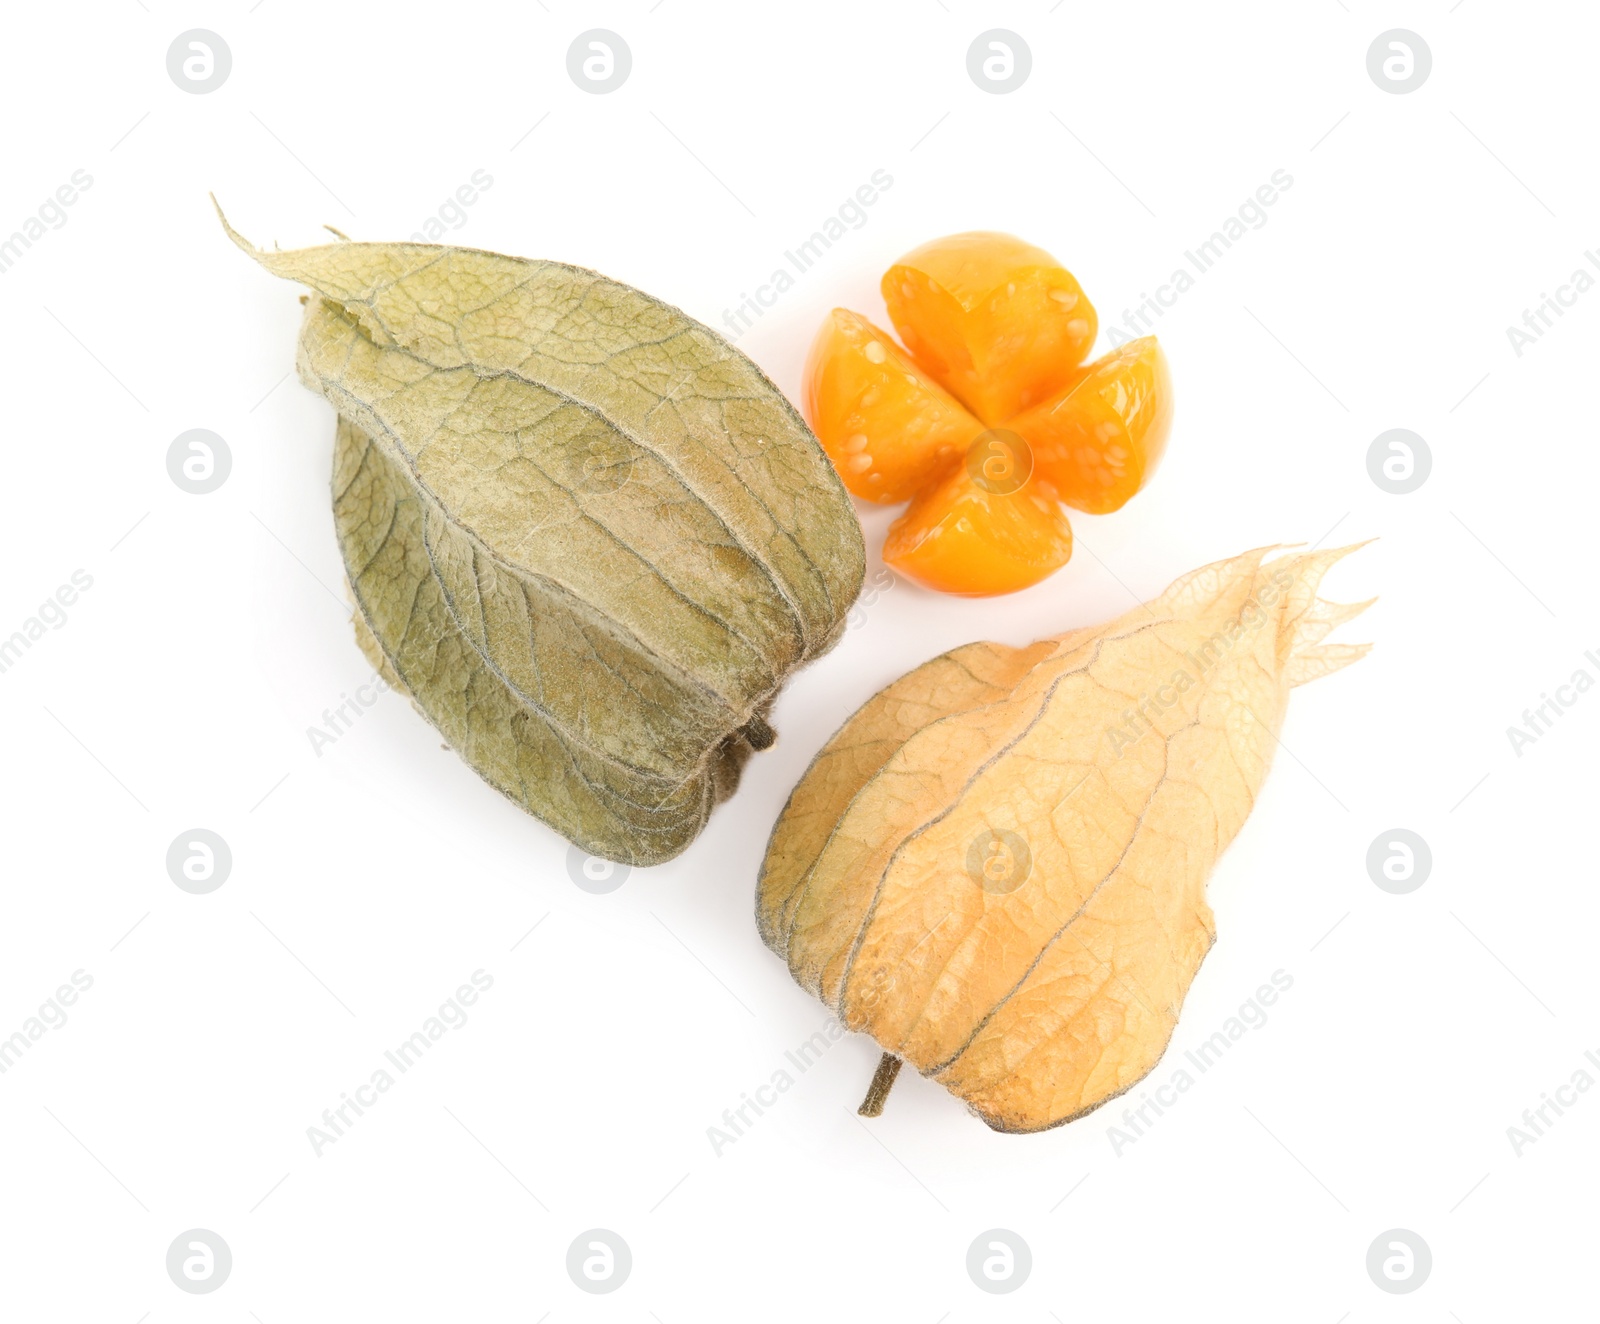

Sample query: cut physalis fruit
[1011,336,1173,515]
[882,464,1073,599]
[802,232,1171,597]
[882,231,1097,422]
[803,309,980,503]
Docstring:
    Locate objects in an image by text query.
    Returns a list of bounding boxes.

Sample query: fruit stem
[742,714,776,750]
[858,1052,903,1117]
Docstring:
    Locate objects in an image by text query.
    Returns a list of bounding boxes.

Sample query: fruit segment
[883,463,1073,598]
[1010,336,1173,515]
[802,309,982,503]
[882,231,1097,423]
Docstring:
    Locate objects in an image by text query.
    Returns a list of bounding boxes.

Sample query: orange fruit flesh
[802,308,983,504]
[883,463,1073,598]
[802,234,1172,597]
[882,231,1097,423]
[1009,336,1173,515]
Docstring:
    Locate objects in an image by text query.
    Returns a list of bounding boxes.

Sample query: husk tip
[211,194,257,256]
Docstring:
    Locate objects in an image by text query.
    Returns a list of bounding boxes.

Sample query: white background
[1,1,1595,1319]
